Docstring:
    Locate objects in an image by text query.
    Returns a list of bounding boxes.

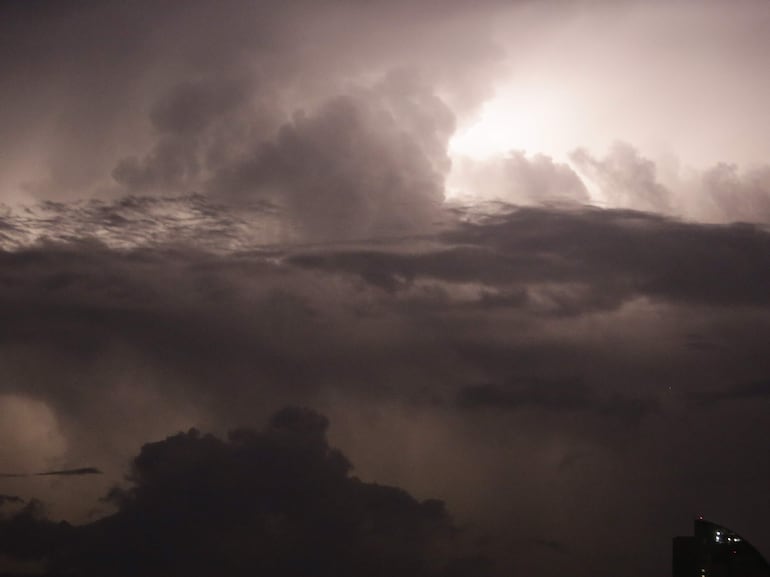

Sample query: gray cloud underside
[290,205,770,310]
[1,201,768,420]
[2,203,769,572]
[0,195,280,252]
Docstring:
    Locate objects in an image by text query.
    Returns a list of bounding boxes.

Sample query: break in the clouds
[2,1,770,577]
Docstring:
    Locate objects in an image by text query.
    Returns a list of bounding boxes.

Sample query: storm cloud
[2,1,770,577]
[0,408,490,577]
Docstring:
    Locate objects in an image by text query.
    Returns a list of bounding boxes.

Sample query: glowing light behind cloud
[448,82,574,163]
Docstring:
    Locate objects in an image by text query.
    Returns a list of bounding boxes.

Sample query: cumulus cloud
[570,142,672,213]
[697,163,770,224]
[209,72,454,240]
[566,143,770,224]
[0,408,490,577]
[111,75,270,196]
[0,0,506,206]
[449,152,589,205]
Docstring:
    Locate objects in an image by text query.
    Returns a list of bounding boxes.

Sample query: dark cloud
[0,203,768,455]
[0,469,100,479]
[686,378,770,406]
[291,205,770,311]
[0,205,769,577]
[0,500,69,565]
[36,469,102,477]
[530,537,567,553]
[2,2,770,577]
[0,408,490,577]
[457,378,592,411]
[0,194,278,251]
[456,378,658,424]
[111,75,268,196]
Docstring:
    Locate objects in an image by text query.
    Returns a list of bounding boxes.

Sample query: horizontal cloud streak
[0,468,100,479]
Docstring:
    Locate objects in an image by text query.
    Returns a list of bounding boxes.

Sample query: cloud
[0,200,769,576]
[456,378,658,423]
[291,205,770,311]
[697,163,770,224]
[0,408,490,577]
[2,3,770,577]
[108,66,457,243]
[1,0,507,204]
[0,469,101,479]
[570,142,672,213]
[111,76,264,195]
[0,203,768,453]
[530,537,567,553]
[0,500,69,564]
[566,143,770,225]
[149,78,253,137]
[449,152,590,205]
[0,395,67,480]
[209,72,454,240]
[36,468,102,477]
[0,194,278,251]
[457,378,592,411]
[686,378,770,406]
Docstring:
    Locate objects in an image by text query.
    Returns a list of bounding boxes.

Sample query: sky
[0,1,769,576]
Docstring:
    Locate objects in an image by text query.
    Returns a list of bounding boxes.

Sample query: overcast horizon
[1,1,770,576]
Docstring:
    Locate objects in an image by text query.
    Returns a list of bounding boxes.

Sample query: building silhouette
[673,518,770,577]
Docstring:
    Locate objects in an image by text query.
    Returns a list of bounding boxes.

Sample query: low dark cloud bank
[292,206,770,310]
[1,203,770,575]
[0,408,489,577]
